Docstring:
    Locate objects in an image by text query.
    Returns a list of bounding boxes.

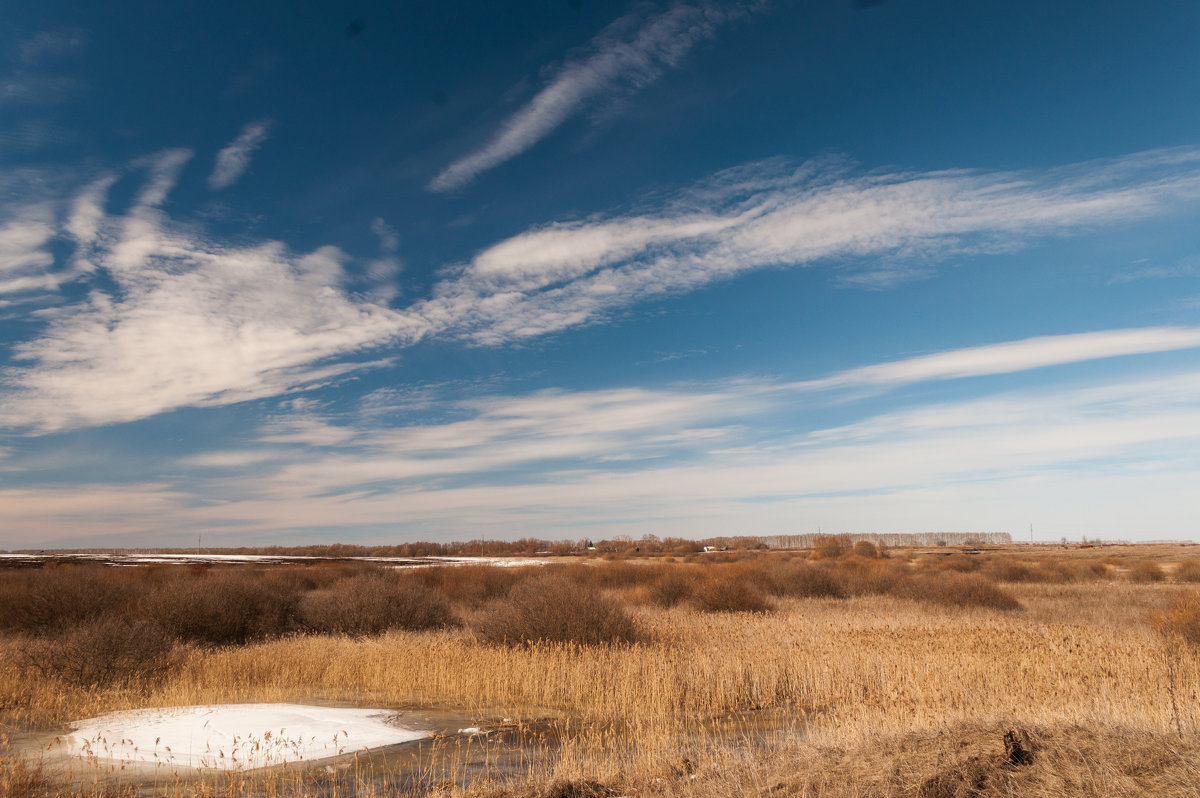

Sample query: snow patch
[65,703,427,770]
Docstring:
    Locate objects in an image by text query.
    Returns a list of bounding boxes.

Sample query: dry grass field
[4,541,1200,796]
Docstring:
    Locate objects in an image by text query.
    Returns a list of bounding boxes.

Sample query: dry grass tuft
[1176,560,1200,583]
[1154,590,1200,647]
[538,779,615,798]
[756,722,1200,798]
[1129,560,1166,583]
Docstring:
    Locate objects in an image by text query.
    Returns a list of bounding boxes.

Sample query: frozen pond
[64,703,430,770]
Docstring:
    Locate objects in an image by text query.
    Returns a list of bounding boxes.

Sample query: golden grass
[5,547,1200,796]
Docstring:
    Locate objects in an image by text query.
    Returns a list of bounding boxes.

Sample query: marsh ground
[3,541,1200,796]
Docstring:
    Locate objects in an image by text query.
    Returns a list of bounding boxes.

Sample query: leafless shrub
[811,534,848,560]
[765,561,847,599]
[928,553,980,573]
[689,574,771,613]
[587,561,660,588]
[647,570,697,607]
[145,568,299,645]
[850,540,879,559]
[299,572,455,635]
[981,557,1035,583]
[1154,591,1200,647]
[410,564,527,607]
[1176,560,1200,583]
[1129,560,1165,583]
[838,557,909,596]
[896,572,1021,611]
[474,574,641,646]
[18,617,178,688]
[0,566,145,635]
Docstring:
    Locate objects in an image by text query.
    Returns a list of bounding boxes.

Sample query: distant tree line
[30,530,1014,558]
[760,532,1013,549]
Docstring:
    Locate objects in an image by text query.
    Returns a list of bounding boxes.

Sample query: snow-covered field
[64,704,428,770]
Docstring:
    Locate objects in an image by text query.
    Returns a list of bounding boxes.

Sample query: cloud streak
[1,151,426,432]
[10,354,1200,545]
[429,2,759,191]
[420,148,1200,346]
[3,146,1200,432]
[165,325,1200,502]
[790,326,1200,392]
[208,120,271,191]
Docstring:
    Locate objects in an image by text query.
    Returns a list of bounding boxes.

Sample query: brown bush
[980,557,1035,583]
[689,574,771,613]
[473,574,641,646]
[410,564,527,607]
[647,570,697,607]
[18,617,178,688]
[850,540,879,559]
[765,561,846,599]
[1175,560,1200,583]
[0,565,146,635]
[299,572,455,635]
[1154,591,1200,647]
[837,557,909,596]
[1071,560,1109,581]
[587,561,662,589]
[1128,560,1165,583]
[145,568,299,645]
[895,572,1021,611]
[929,553,979,573]
[811,534,847,560]
[1028,559,1106,583]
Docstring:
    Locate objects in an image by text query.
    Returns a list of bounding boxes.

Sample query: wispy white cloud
[181,450,281,469]
[27,358,1197,545]
[1,29,86,107]
[0,200,64,299]
[370,217,399,253]
[3,146,1200,433]
[1109,255,1199,284]
[420,148,1200,346]
[18,30,87,66]
[788,326,1200,393]
[218,326,1200,492]
[6,337,1200,544]
[365,217,403,302]
[429,2,761,191]
[0,152,427,432]
[208,120,271,191]
[134,148,192,207]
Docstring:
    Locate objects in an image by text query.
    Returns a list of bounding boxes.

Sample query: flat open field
[4,541,1200,796]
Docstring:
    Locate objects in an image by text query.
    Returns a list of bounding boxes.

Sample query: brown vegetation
[473,573,642,646]
[298,572,456,635]
[4,543,1200,797]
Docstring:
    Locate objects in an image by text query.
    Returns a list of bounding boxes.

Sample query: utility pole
[197,535,202,555]
[1029,524,1033,544]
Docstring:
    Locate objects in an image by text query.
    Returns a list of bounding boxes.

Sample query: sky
[2,0,1200,548]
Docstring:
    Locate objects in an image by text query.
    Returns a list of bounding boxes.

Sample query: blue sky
[2,0,1200,548]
